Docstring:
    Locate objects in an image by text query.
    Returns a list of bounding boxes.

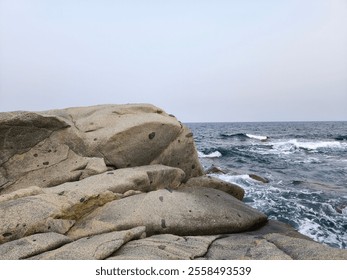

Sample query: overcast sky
[0,0,346,122]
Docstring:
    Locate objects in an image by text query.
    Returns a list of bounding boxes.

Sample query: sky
[0,0,346,122]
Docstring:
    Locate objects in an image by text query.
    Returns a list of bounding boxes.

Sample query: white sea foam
[297,218,345,248]
[197,150,222,158]
[298,218,321,239]
[269,139,347,155]
[246,134,268,141]
[290,139,345,150]
[214,173,251,183]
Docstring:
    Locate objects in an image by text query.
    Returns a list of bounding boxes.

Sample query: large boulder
[67,186,267,239]
[0,104,203,194]
[0,165,185,244]
[184,175,245,200]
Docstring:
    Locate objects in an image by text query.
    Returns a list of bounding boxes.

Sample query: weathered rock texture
[0,104,346,260]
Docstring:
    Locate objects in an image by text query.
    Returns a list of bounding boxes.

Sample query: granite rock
[67,186,267,239]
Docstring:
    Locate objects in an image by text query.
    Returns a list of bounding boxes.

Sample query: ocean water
[186,122,347,249]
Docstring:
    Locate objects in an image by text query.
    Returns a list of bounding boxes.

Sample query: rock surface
[0,104,346,260]
[67,186,266,239]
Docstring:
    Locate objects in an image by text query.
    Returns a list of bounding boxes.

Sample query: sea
[186,122,347,249]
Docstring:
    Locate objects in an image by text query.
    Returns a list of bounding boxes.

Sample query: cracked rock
[0,232,72,260]
[28,227,146,260]
[108,234,220,260]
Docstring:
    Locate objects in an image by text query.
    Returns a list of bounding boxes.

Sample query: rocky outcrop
[0,104,203,195]
[0,104,346,260]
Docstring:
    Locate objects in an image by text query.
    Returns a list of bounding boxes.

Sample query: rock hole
[159,196,164,202]
[2,232,12,237]
[32,239,37,242]
[161,219,167,229]
[33,153,38,157]
[48,149,52,153]
[107,172,114,175]
[148,132,156,140]
[158,245,166,250]
[58,191,65,196]
[185,132,193,138]
[93,138,98,141]
[80,197,85,202]
[43,161,49,166]
[191,164,195,169]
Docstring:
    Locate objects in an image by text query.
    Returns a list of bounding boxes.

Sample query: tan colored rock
[150,124,203,179]
[264,233,347,260]
[108,234,220,260]
[2,144,108,194]
[184,175,244,200]
[0,186,43,203]
[0,111,69,166]
[46,165,185,218]
[1,104,202,194]
[203,234,292,260]
[0,232,71,260]
[0,194,75,244]
[249,174,269,183]
[29,227,146,260]
[44,104,203,180]
[68,186,267,239]
[0,165,185,244]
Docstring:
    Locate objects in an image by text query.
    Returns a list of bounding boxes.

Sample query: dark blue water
[186,122,347,249]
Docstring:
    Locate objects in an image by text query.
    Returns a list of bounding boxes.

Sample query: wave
[290,139,346,151]
[270,139,347,154]
[211,173,347,249]
[246,134,268,141]
[220,132,268,141]
[292,140,344,150]
[197,150,222,158]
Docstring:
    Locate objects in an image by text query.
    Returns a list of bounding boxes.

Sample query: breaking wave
[198,150,222,158]
[220,133,268,141]
[272,139,347,153]
[212,173,347,249]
